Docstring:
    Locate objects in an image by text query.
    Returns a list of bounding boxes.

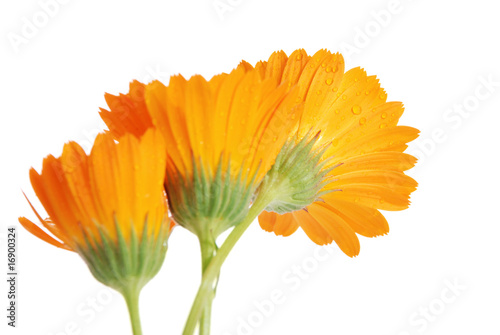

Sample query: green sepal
[259,132,339,214]
[74,216,170,295]
[165,156,257,242]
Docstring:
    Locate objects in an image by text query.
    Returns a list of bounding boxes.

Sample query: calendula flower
[99,80,153,139]
[101,67,302,245]
[254,49,419,257]
[19,129,170,335]
[100,68,303,335]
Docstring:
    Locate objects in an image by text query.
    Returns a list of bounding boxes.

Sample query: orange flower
[19,129,171,291]
[255,49,419,257]
[99,80,153,139]
[100,67,302,242]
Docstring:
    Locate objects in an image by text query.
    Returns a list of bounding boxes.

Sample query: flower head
[101,67,302,243]
[99,80,153,139]
[255,49,419,257]
[19,129,171,292]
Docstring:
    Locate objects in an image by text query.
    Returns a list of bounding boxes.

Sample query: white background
[1,0,499,334]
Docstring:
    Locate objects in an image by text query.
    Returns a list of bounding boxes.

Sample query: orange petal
[322,198,389,237]
[258,211,299,237]
[18,217,72,251]
[100,80,153,139]
[306,203,360,257]
[292,209,333,245]
[333,152,417,175]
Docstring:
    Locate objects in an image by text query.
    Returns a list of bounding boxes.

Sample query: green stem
[183,190,275,335]
[199,238,217,335]
[122,286,143,335]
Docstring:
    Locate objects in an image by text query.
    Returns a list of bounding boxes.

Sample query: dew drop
[273,136,278,142]
[325,78,333,86]
[381,112,387,119]
[332,138,339,147]
[379,123,387,129]
[379,93,386,100]
[359,117,366,125]
[335,109,340,114]
[356,91,361,96]
[296,53,303,61]
[365,90,370,95]
[321,62,327,68]
[351,105,362,115]
[342,95,347,100]
[316,90,322,95]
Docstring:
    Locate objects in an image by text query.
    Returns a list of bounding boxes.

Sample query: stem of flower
[198,237,217,335]
[122,285,143,335]
[182,188,275,335]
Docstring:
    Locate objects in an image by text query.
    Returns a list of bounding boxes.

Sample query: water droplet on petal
[342,95,347,100]
[381,112,387,119]
[316,90,322,95]
[325,78,333,85]
[326,65,337,73]
[351,105,362,115]
[365,90,370,95]
[359,117,366,125]
[296,54,303,60]
[379,123,387,129]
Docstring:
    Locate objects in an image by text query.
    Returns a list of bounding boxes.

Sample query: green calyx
[260,132,336,214]
[166,157,256,242]
[75,217,170,295]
